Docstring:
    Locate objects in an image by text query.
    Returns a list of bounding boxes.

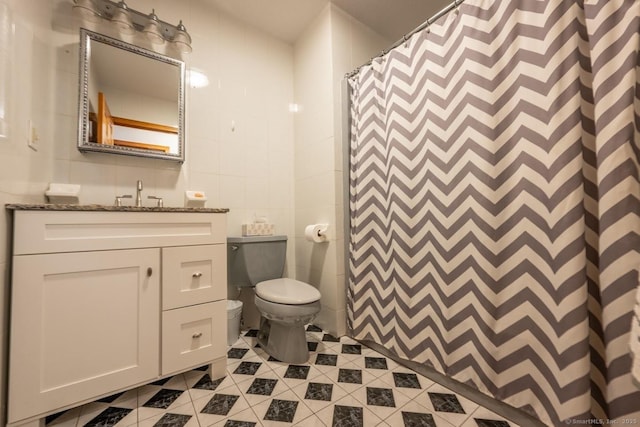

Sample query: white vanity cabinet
[7,208,228,426]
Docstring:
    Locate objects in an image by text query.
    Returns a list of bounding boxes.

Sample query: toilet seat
[255,278,321,305]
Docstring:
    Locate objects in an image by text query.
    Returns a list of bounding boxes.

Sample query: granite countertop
[5,204,229,213]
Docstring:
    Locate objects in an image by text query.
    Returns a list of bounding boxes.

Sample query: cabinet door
[8,249,160,424]
[162,244,226,310]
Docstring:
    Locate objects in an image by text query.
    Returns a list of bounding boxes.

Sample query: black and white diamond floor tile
[42,325,522,427]
[322,361,380,394]
[191,382,252,426]
[384,397,458,427]
[271,362,327,389]
[313,352,339,371]
[226,360,272,383]
[136,386,192,423]
[348,378,413,421]
[227,347,251,359]
[185,373,236,403]
[376,367,435,400]
[247,389,315,426]
[45,406,82,426]
[209,407,261,426]
[137,401,199,427]
[419,383,480,426]
[290,378,350,412]
[236,371,292,407]
[460,406,515,427]
[76,402,138,427]
[314,393,385,426]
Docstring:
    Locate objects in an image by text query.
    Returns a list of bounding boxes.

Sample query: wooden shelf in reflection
[113,139,170,152]
[96,91,174,153]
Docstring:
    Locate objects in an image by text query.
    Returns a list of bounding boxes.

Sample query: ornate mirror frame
[77,29,186,162]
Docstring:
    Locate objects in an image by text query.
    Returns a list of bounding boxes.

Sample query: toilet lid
[255,278,321,304]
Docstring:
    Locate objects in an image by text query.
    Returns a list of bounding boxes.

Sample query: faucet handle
[147,195,163,208]
[115,194,132,207]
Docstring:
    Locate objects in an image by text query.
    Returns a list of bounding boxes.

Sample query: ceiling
[206,0,453,44]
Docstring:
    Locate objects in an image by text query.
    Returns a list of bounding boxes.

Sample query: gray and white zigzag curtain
[347,0,640,424]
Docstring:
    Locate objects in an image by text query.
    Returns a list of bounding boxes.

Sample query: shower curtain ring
[403,35,409,47]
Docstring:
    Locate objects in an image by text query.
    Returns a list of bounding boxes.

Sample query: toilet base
[257,316,310,364]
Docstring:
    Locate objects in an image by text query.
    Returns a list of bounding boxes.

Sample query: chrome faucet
[136,180,143,207]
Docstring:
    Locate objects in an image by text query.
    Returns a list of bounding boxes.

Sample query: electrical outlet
[27,120,39,151]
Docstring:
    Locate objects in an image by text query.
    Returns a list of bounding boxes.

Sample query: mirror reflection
[78,29,185,162]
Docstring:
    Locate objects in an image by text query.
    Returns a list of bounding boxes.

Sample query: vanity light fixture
[76,0,192,53]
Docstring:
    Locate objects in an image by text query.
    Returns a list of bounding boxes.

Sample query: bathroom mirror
[77,29,185,162]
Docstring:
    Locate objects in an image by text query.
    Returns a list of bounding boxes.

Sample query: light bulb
[173,20,192,54]
[72,0,100,23]
[111,1,134,35]
[144,9,165,45]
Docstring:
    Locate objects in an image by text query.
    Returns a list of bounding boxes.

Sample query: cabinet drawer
[13,210,226,254]
[162,301,226,375]
[162,245,226,310]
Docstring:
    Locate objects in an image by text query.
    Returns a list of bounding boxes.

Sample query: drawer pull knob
[192,272,203,278]
[147,267,153,277]
[192,332,202,338]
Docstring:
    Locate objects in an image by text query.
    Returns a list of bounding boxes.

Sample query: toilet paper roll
[305,224,328,243]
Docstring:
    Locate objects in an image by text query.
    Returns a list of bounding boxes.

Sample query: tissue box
[242,223,275,236]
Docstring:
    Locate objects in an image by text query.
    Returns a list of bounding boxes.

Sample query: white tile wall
[293,4,389,336]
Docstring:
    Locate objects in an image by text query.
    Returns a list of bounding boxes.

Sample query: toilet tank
[227,235,287,287]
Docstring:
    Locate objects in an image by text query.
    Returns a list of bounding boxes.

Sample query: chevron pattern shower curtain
[347,1,640,424]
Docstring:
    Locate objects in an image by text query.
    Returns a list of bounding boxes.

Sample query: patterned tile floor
[46,326,520,427]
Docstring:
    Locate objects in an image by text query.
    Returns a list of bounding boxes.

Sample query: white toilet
[227,235,321,363]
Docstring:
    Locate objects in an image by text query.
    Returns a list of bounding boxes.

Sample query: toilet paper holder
[305,224,329,243]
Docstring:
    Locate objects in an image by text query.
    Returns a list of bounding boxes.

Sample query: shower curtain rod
[344,0,466,79]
